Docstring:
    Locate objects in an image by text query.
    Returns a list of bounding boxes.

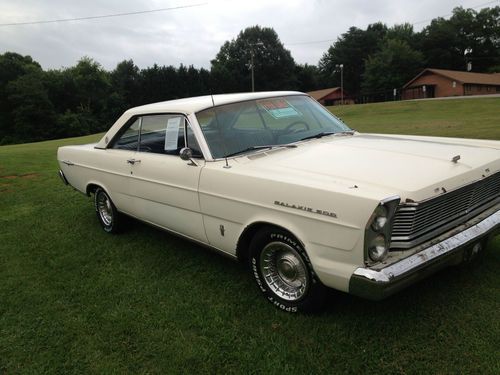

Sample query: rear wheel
[94,188,123,233]
[249,227,327,313]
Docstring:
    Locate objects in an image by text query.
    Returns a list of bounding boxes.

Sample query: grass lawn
[1,98,499,374]
[330,97,500,140]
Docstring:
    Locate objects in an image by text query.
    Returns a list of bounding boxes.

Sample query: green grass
[329,97,500,140]
[1,98,499,374]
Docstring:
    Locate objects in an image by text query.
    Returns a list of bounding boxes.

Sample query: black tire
[94,187,123,233]
[249,227,327,313]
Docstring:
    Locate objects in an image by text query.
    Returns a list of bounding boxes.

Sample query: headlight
[371,205,388,231]
[364,196,400,265]
[368,234,387,261]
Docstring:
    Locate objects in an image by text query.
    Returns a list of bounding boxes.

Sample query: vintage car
[58,91,500,312]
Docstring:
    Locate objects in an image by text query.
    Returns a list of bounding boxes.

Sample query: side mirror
[179,147,198,166]
[179,147,193,161]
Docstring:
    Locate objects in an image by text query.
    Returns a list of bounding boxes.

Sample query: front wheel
[94,188,123,233]
[249,228,327,313]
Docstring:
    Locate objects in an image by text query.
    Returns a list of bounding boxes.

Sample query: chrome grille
[391,172,500,249]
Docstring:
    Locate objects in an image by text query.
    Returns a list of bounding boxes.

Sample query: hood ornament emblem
[451,155,461,163]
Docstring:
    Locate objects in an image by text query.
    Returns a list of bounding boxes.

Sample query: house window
[452,81,456,88]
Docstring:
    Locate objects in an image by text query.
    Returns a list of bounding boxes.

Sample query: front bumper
[349,207,500,300]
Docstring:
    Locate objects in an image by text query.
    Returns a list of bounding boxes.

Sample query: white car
[58,91,500,312]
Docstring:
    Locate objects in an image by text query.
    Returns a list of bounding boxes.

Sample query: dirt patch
[19,173,39,179]
[0,173,40,180]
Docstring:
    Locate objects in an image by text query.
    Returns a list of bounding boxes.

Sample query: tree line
[0,5,498,145]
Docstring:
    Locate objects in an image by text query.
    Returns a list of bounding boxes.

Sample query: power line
[284,0,500,46]
[0,2,208,27]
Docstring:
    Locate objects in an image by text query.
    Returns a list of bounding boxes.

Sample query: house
[307,87,353,106]
[402,68,500,100]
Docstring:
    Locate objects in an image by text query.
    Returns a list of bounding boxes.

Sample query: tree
[362,39,423,93]
[111,60,140,106]
[6,71,57,143]
[295,64,321,92]
[211,25,297,93]
[468,6,500,72]
[0,52,42,142]
[318,23,388,95]
[418,6,500,72]
[386,23,417,48]
[68,57,112,132]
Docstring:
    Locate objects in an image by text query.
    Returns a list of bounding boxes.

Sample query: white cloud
[0,0,488,70]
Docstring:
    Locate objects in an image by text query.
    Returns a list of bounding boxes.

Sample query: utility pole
[249,42,264,92]
[335,64,344,105]
[250,49,255,92]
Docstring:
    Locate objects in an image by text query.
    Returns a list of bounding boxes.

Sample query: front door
[129,114,207,243]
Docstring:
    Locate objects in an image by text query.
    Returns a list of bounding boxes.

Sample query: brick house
[402,68,500,100]
[307,87,353,106]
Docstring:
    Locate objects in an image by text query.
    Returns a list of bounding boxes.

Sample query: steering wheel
[283,121,310,134]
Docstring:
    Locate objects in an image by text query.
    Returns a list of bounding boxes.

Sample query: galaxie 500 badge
[274,201,337,218]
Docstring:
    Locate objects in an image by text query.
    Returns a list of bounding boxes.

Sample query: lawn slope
[330,96,500,140]
[1,98,499,374]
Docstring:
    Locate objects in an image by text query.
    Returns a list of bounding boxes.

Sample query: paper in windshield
[257,98,301,119]
[164,117,181,150]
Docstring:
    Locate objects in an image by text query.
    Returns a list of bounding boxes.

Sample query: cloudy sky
[0,0,496,70]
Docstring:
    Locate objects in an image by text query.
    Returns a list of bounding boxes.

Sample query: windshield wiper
[299,131,336,141]
[299,130,355,142]
[334,130,356,136]
[224,144,297,158]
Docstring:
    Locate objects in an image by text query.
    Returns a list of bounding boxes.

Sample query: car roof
[126,91,306,115]
[95,91,308,150]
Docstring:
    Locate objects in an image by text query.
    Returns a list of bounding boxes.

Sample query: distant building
[307,87,353,106]
[402,68,500,99]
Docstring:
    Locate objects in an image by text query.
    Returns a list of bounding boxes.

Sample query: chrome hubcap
[97,192,113,226]
[260,242,308,301]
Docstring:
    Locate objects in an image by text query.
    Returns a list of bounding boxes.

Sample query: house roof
[404,68,500,88]
[307,87,341,101]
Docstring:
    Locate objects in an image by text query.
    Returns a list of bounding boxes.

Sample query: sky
[0,0,496,70]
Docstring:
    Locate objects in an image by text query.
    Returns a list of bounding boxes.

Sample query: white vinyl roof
[125,91,306,115]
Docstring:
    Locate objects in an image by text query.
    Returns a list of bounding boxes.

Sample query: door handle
[127,159,141,165]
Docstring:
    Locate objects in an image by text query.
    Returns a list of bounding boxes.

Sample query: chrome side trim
[58,170,69,185]
[354,209,500,283]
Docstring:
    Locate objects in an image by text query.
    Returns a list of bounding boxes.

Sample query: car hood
[237,133,500,202]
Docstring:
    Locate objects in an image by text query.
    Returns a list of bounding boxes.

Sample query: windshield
[195,95,352,159]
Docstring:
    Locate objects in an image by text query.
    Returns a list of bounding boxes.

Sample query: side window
[111,114,204,158]
[139,115,186,155]
[112,118,140,150]
[186,125,202,157]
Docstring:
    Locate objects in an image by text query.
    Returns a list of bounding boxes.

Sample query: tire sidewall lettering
[250,229,320,313]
